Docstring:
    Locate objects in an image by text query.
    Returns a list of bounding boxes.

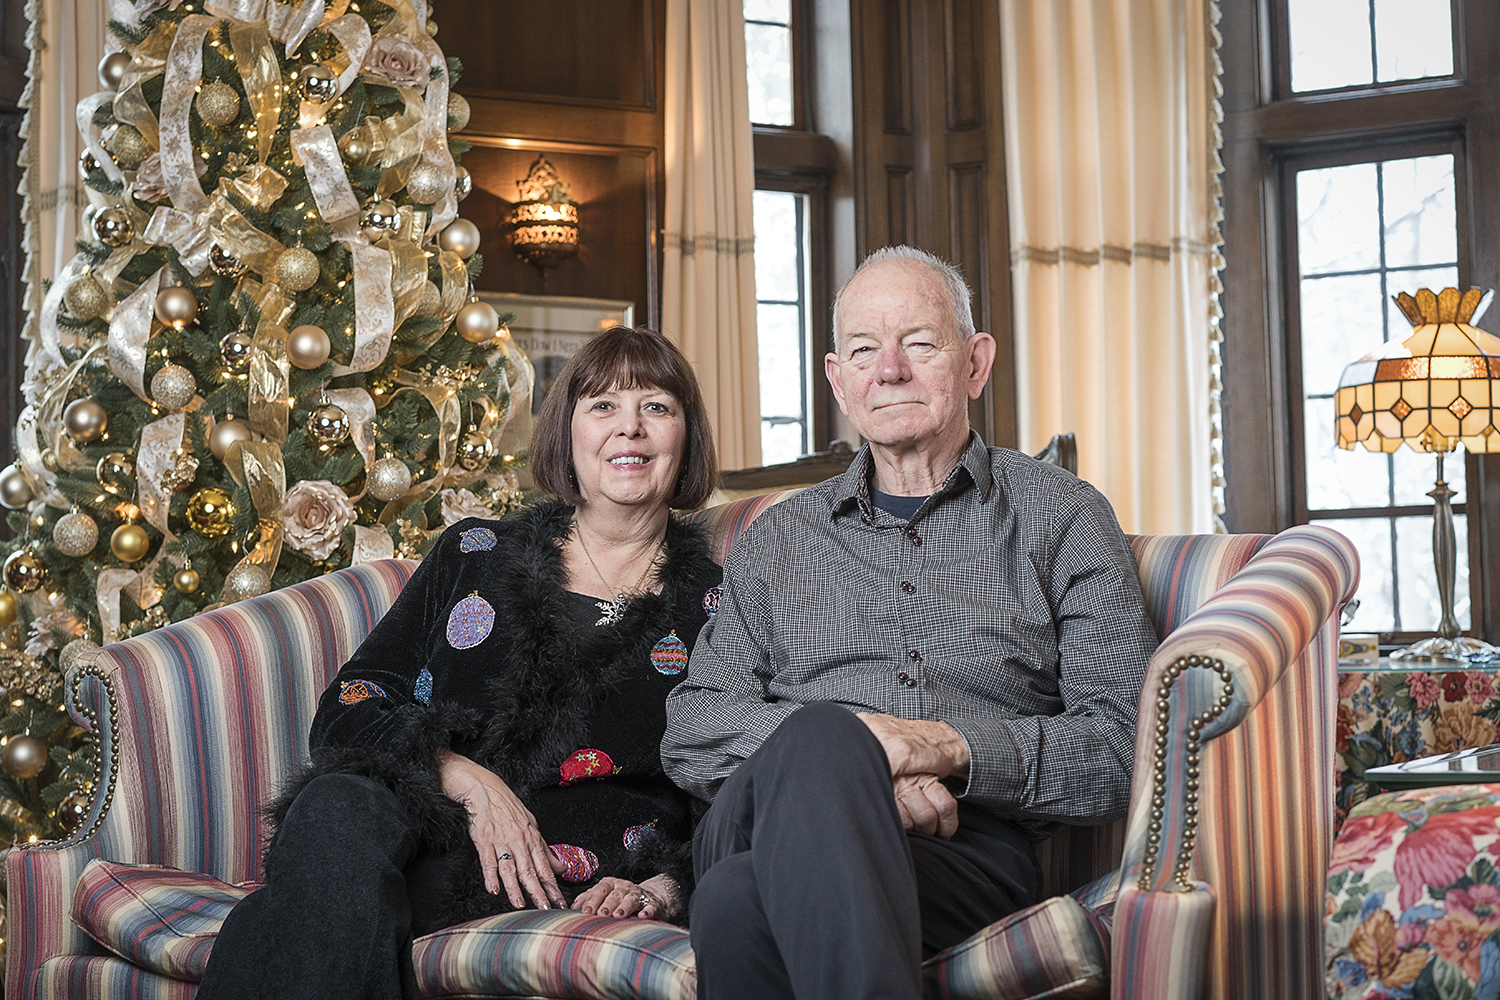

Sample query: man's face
[825,260,995,454]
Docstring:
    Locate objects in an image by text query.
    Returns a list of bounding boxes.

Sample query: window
[753,190,813,464]
[1220,0,1500,645]
[744,0,794,127]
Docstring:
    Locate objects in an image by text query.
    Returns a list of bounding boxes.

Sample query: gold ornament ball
[447,92,471,132]
[426,18,438,36]
[405,163,448,205]
[196,80,241,127]
[368,456,413,502]
[361,200,400,236]
[59,637,99,676]
[3,549,46,593]
[209,244,245,278]
[0,464,34,509]
[1,735,47,779]
[223,562,271,603]
[455,298,500,343]
[63,398,108,443]
[94,208,135,248]
[417,281,443,316]
[307,402,351,446]
[98,51,131,91]
[0,589,15,626]
[111,523,150,563]
[57,790,89,833]
[151,363,197,411]
[64,275,110,321]
[208,417,253,461]
[187,488,235,537]
[154,285,198,330]
[297,63,338,104]
[455,165,472,201]
[275,248,320,291]
[340,134,372,165]
[437,218,481,259]
[287,325,331,369]
[173,567,201,594]
[53,510,99,558]
[107,125,148,170]
[219,329,255,372]
[78,150,100,181]
[41,449,60,472]
[97,452,136,496]
[455,430,495,471]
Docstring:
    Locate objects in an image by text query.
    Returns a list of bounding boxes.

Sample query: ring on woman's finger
[637,890,650,911]
[499,852,512,861]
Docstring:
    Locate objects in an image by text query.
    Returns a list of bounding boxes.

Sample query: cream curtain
[21,0,113,340]
[1000,0,1221,534]
[662,0,761,471]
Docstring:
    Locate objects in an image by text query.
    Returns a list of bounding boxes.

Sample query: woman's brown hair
[530,326,718,509]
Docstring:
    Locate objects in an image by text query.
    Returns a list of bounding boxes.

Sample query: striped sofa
[4,492,1357,1000]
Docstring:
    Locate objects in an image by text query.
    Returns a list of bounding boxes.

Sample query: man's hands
[857,713,970,840]
[437,749,568,911]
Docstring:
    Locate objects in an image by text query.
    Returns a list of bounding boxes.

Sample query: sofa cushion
[411,910,696,1000]
[71,860,259,983]
[922,895,1110,1000]
[31,957,201,1000]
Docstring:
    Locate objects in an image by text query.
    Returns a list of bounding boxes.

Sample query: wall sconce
[507,155,579,269]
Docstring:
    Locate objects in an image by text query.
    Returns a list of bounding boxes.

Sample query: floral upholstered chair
[5,491,1357,1000]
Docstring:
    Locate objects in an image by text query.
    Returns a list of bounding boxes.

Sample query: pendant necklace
[577,524,665,627]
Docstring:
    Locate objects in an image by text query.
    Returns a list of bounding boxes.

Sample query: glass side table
[1364,743,1500,790]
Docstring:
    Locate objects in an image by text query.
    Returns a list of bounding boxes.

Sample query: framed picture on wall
[478,293,635,415]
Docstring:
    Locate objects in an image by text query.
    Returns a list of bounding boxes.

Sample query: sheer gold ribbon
[144,207,215,275]
[377,373,463,525]
[97,563,165,643]
[227,20,283,166]
[109,266,165,401]
[111,24,173,151]
[159,15,216,215]
[224,440,286,577]
[246,281,295,443]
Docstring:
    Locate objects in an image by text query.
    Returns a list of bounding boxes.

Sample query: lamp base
[1391,635,1500,664]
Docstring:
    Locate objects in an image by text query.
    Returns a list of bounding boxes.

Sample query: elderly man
[661,246,1158,1000]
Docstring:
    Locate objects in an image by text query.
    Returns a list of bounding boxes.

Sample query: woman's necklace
[576,525,665,627]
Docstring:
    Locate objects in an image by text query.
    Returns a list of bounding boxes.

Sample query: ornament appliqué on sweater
[651,632,687,675]
[459,527,497,552]
[702,584,722,619]
[446,592,495,649]
[414,666,433,705]
[549,843,600,883]
[338,679,386,705]
[560,748,616,784]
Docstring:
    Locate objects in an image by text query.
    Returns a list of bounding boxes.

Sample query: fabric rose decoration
[362,34,430,89]
[26,606,86,657]
[284,480,357,561]
[441,488,491,526]
[132,152,205,204]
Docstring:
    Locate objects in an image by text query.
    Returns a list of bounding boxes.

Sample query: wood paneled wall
[429,0,665,326]
[849,0,1015,448]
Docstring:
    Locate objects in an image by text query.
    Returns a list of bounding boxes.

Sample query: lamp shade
[1335,286,1500,454]
[507,155,579,268]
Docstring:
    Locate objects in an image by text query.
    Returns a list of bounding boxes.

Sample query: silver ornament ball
[53,510,99,558]
[307,402,351,446]
[0,464,34,510]
[1,734,47,779]
[368,456,413,502]
[288,325,332,369]
[455,430,494,471]
[454,164,472,201]
[94,208,135,248]
[64,274,110,320]
[209,244,245,278]
[151,363,197,411]
[154,285,198,329]
[98,51,131,91]
[361,200,400,236]
[220,330,255,372]
[297,63,338,104]
[455,298,499,343]
[63,398,108,443]
[437,218,481,259]
[222,562,272,603]
[196,80,241,127]
[275,248,320,291]
[78,151,100,181]
[96,451,136,496]
[209,417,253,460]
[405,163,448,205]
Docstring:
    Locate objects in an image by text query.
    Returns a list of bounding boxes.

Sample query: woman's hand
[437,749,567,910]
[572,874,682,921]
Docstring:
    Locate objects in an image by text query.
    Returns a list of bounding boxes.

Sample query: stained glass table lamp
[1335,286,1500,661]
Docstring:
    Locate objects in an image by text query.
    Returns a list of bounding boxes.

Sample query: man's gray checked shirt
[662,433,1159,830]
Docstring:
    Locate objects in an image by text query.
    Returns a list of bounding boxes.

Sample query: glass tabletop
[1366,744,1500,788]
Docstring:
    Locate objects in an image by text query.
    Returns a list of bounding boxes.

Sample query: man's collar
[829,431,993,518]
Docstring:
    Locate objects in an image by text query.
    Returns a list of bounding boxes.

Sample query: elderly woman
[197,327,721,1000]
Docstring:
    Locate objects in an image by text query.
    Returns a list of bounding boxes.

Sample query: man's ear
[965,333,997,400]
[824,352,850,416]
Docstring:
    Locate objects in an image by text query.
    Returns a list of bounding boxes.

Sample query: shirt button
[897,671,909,682]
[910,534,922,546]
[901,581,915,593]
[908,650,922,662]
[905,677,918,688]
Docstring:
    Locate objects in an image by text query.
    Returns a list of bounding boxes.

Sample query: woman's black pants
[195,773,449,1000]
[689,703,1041,1000]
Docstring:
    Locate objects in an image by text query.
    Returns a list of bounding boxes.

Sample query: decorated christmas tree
[0,0,531,844]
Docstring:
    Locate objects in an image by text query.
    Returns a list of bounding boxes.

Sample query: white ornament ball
[438,218,481,258]
[455,298,499,343]
[98,51,131,91]
[53,510,99,557]
[287,325,332,369]
[222,562,272,603]
[209,417,253,461]
[64,275,110,320]
[151,363,197,411]
[405,162,448,204]
[368,456,413,502]
[275,248,321,291]
[0,464,34,510]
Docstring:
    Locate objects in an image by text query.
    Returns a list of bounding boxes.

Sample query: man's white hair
[831,246,976,351]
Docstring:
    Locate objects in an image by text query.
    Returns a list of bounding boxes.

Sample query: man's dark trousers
[690,702,1041,1000]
